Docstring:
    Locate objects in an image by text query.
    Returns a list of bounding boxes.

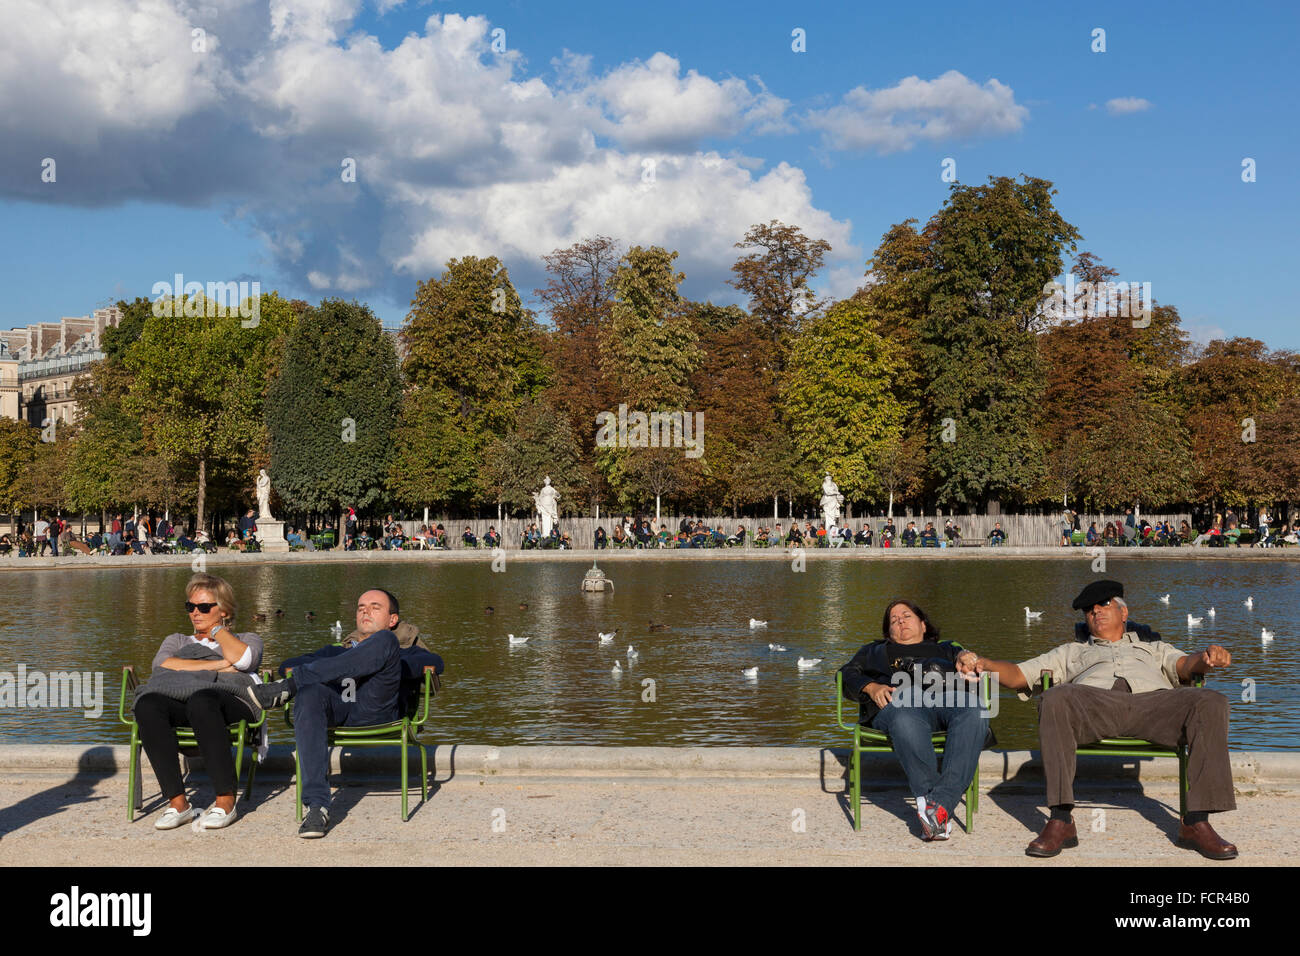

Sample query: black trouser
[135,690,248,799]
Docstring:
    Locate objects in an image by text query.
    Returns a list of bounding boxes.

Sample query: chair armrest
[835,670,857,732]
[118,665,138,725]
[413,665,441,726]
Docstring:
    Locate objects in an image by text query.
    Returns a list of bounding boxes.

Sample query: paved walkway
[1,761,1291,866]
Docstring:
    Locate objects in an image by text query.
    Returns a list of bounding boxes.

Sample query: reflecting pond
[1,557,1296,749]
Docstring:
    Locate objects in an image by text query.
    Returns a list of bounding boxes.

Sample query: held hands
[955,650,980,680]
[1201,645,1232,670]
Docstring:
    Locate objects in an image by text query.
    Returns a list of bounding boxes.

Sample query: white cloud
[0,3,848,304]
[805,70,1028,153]
[1105,97,1152,115]
[590,52,792,152]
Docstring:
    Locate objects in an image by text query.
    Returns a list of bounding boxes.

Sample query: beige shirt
[1017,630,1186,696]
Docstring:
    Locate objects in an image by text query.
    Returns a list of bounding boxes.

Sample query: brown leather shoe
[1026,818,1079,857]
[1178,820,1238,860]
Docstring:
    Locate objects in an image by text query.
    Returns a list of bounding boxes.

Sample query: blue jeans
[869,687,987,816]
[291,630,402,810]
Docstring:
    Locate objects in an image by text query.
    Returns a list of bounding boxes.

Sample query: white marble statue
[256,468,274,521]
[533,476,560,537]
[819,472,844,529]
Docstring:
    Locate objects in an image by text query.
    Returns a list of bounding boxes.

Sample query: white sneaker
[195,805,238,830]
[155,804,200,830]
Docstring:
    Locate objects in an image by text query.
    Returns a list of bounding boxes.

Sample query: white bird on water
[797,657,823,669]
[330,620,344,641]
[1024,607,1043,621]
[1245,596,1254,610]
[1159,594,1170,604]
[508,633,529,645]
[627,645,639,661]
[1261,628,1274,643]
[612,660,623,675]
[768,643,788,652]
[1187,615,1203,627]
[749,619,768,629]
[598,629,617,644]
[742,666,759,679]
[1208,607,1216,618]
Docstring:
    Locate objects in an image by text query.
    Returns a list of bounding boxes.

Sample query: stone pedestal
[258,519,290,552]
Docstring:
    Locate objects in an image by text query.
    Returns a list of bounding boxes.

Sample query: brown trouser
[1037,684,1236,813]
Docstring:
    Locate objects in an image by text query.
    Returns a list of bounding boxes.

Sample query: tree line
[3,174,1297,537]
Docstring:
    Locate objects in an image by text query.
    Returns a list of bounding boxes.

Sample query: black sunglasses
[185,601,219,613]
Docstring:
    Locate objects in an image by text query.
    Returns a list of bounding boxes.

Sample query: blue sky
[1,0,1296,348]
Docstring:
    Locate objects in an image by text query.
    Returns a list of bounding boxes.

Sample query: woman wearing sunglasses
[133,573,264,830]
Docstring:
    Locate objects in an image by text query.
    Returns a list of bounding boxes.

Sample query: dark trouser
[292,631,402,810]
[1037,684,1236,813]
[870,689,988,816]
[135,690,247,799]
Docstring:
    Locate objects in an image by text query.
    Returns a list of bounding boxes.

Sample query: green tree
[125,291,295,530]
[479,397,585,521]
[266,299,401,536]
[920,176,1080,508]
[730,220,832,371]
[782,299,911,505]
[0,419,41,517]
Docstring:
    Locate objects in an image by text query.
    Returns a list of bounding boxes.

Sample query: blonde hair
[186,573,237,626]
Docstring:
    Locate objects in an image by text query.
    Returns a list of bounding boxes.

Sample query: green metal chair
[835,670,988,833]
[1039,671,1200,817]
[119,666,267,821]
[284,665,441,821]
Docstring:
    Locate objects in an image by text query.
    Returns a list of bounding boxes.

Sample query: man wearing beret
[959,580,1236,859]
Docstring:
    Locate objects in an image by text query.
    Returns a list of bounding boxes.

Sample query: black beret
[1072,579,1125,611]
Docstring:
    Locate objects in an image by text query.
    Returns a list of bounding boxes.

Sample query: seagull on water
[611,660,623,675]
[330,620,344,641]
[768,643,788,652]
[627,645,638,660]
[749,619,768,629]
[742,667,759,679]
[1159,594,1170,604]
[1187,615,1203,627]
[1261,627,1274,643]
[1245,596,1254,610]
[797,657,823,669]
[1024,607,1043,621]
[598,629,617,644]
[508,633,529,645]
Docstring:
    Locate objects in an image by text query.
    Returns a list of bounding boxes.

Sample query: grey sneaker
[299,806,329,839]
[249,680,293,711]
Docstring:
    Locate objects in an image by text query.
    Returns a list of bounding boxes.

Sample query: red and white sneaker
[916,796,951,841]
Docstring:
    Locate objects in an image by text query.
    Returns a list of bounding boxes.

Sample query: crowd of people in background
[5,505,1294,558]
[1055,507,1297,549]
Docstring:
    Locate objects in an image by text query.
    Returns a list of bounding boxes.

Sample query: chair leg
[420,740,429,803]
[1178,747,1188,820]
[127,725,141,822]
[401,735,409,822]
[294,748,303,822]
[851,747,862,832]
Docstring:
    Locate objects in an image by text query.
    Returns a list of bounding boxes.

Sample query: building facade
[0,306,120,427]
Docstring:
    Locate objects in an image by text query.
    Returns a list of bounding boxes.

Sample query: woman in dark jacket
[838,600,988,841]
